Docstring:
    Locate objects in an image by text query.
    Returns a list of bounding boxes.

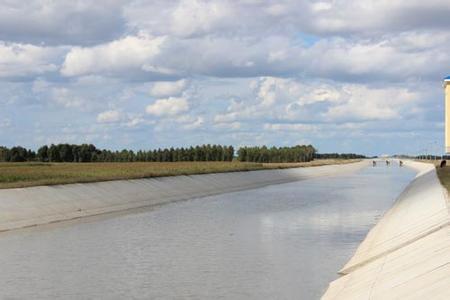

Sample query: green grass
[0,159,360,189]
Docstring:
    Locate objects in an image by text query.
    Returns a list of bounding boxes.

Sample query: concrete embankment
[0,161,366,232]
[322,161,450,299]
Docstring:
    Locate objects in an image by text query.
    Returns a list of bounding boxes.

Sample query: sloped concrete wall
[322,161,450,299]
[0,161,366,232]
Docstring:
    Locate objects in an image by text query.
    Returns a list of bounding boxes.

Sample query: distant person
[372,160,376,167]
[386,160,390,166]
[399,160,403,167]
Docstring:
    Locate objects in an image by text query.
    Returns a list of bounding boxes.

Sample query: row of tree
[0,146,36,162]
[0,144,366,163]
[314,153,366,159]
[237,145,317,163]
[415,155,442,160]
[0,144,235,163]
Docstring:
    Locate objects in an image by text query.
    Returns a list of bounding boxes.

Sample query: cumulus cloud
[124,0,236,38]
[61,34,167,78]
[0,0,448,154]
[264,123,317,132]
[125,116,145,128]
[2,1,450,83]
[56,31,450,83]
[151,114,205,132]
[0,0,126,45]
[51,88,86,108]
[61,34,303,80]
[149,79,187,97]
[170,0,234,37]
[177,115,205,130]
[323,85,418,122]
[214,77,421,127]
[146,97,189,116]
[0,42,61,79]
[0,118,11,128]
[96,110,122,123]
[299,36,450,82]
[214,121,241,130]
[302,0,450,36]
[125,1,450,38]
[46,0,450,84]
[123,1,450,83]
[30,77,130,113]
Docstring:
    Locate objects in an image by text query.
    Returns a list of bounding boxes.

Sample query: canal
[0,164,416,299]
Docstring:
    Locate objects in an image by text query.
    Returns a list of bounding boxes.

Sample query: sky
[0,0,449,156]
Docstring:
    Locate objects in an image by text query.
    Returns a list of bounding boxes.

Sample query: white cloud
[214,121,241,130]
[303,0,450,36]
[0,1,126,45]
[0,42,60,78]
[51,88,85,108]
[0,0,448,154]
[299,37,449,81]
[264,123,317,132]
[170,0,233,37]
[96,110,122,123]
[215,77,421,126]
[258,77,278,106]
[97,111,146,127]
[179,116,204,130]
[324,85,418,122]
[151,114,205,132]
[0,118,11,128]
[53,9,450,83]
[126,1,450,39]
[124,0,239,38]
[61,34,166,77]
[150,79,187,97]
[125,116,145,128]
[146,97,189,116]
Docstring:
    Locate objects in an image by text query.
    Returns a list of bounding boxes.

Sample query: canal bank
[0,160,415,299]
[0,160,367,232]
[322,161,450,299]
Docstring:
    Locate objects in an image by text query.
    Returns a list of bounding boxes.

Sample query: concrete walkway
[322,161,450,299]
[0,161,366,232]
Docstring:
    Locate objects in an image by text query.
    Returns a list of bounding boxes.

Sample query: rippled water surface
[0,164,416,299]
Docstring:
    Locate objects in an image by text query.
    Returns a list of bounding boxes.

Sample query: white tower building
[445,76,450,153]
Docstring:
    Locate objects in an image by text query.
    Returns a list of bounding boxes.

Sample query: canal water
[0,164,416,299]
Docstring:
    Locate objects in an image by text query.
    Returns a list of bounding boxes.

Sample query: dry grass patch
[417,159,450,192]
[0,159,360,189]
[414,159,450,191]
[436,166,450,192]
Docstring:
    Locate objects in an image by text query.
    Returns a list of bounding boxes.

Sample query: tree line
[0,143,366,163]
[314,153,366,159]
[415,155,443,160]
[237,145,317,163]
[0,144,234,163]
[0,146,36,162]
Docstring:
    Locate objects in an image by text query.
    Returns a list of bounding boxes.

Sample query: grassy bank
[436,166,450,192]
[0,159,360,189]
[416,159,450,192]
